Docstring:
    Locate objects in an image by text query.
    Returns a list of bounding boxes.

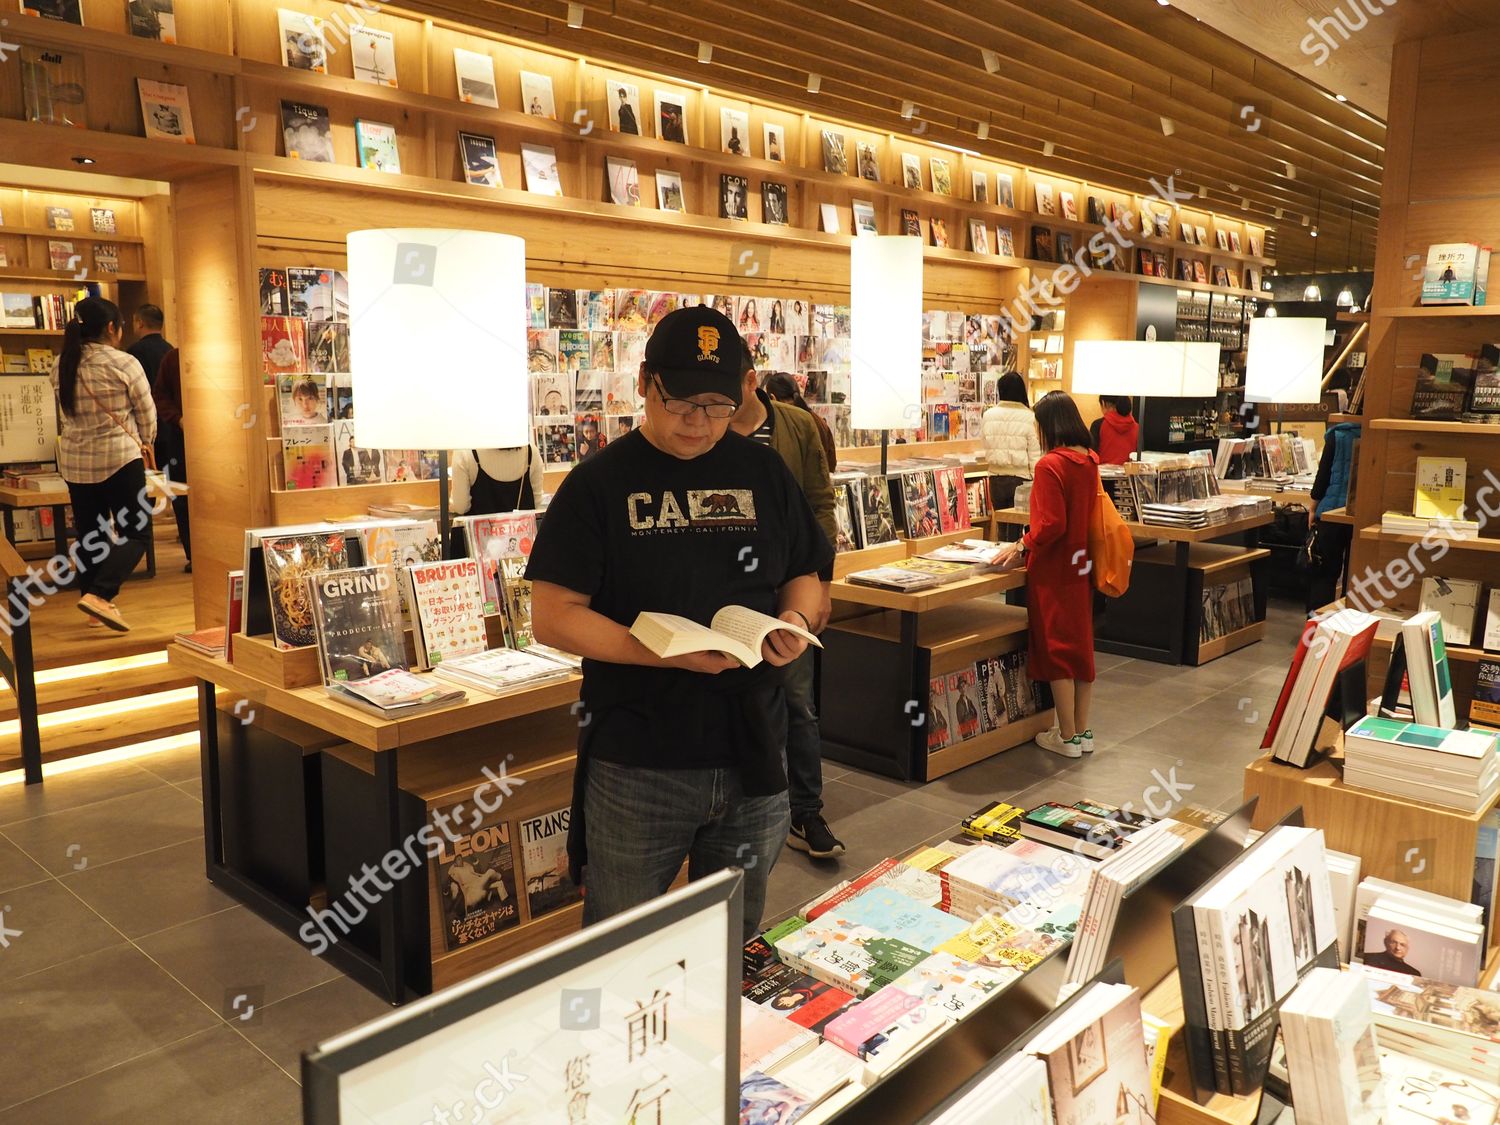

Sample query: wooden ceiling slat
[395,0,1383,269]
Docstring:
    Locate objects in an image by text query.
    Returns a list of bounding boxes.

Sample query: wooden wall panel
[174,167,268,626]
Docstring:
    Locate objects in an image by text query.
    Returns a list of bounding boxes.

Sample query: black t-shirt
[526,428,833,771]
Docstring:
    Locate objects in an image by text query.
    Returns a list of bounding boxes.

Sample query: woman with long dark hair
[52,296,157,631]
[762,371,837,470]
[998,391,1099,757]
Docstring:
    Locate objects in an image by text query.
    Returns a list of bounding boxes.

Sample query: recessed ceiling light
[1335,93,1348,102]
[71,155,94,165]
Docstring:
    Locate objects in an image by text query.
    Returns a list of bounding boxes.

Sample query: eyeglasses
[652,377,737,419]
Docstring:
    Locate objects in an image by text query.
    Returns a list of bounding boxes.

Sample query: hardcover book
[434,811,519,950]
[404,558,487,667]
[857,141,879,182]
[852,199,878,236]
[1412,353,1476,420]
[718,174,748,221]
[262,531,355,648]
[760,181,787,225]
[453,47,499,107]
[518,806,581,919]
[47,241,75,271]
[354,119,400,173]
[277,8,327,72]
[1059,190,1078,221]
[93,244,119,273]
[1421,243,1482,306]
[1035,183,1055,216]
[658,170,687,213]
[137,79,195,143]
[351,26,396,86]
[281,101,334,162]
[821,130,848,175]
[44,205,74,231]
[89,208,116,234]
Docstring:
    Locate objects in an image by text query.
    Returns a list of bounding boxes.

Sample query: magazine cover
[262,531,356,649]
[519,806,581,919]
[405,558,487,666]
[933,466,970,533]
[465,513,538,614]
[278,8,327,71]
[452,46,498,106]
[307,321,349,374]
[287,267,347,323]
[281,426,333,491]
[331,421,383,486]
[458,131,500,187]
[259,268,290,316]
[360,521,440,624]
[434,809,519,950]
[928,676,953,751]
[351,26,396,86]
[277,372,329,427]
[281,101,333,162]
[354,119,401,173]
[861,474,899,547]
[519,70,556,119]
[520,143,562,196]
[902,471,940,538]
[20,47,85,128]
[830,483,858,553]
[310,564,406,685]
[126,0,175,41]
[499,558,533,648]
[137,79,196,143]
[948,668,983,741]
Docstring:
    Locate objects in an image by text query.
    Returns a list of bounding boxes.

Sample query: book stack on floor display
[736,795,1216,1119]
[1173,823,1340,1098]
[1359,964,1500,1081]
[1342,716,1500,814]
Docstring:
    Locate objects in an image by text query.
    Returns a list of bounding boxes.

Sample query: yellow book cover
[1141,1012,1172,1111]
[1413,456,1466,520]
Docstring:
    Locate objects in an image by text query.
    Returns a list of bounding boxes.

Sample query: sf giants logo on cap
[697,326,720,362]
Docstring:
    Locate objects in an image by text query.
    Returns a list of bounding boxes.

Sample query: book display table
[169,643,585,1003]
[822,533,1053,782]
[0,476,186,579]
[992,508,1274,666]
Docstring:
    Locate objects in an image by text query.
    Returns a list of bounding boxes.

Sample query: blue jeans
[784,648,823,821]
[582,758,791,942]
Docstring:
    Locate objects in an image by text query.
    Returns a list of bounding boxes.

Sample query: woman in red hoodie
[1090,396,1139,465]
[998,392,1100,758]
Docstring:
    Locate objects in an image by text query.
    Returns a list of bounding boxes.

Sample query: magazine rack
[1170,807,1338,1114]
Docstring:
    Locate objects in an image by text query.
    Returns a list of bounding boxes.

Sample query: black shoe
[788,814,845,859]
[183,561,192,573]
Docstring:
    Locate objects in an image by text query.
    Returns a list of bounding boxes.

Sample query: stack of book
[918,539,1009,569]
[172,627,227,659]
[1378,610,1459,728]
[1358,965,1500,1082]
[1179,824,1338,1095]
[1342,716,1500,813]
[1023,980,1154,1125]
[1064,817,1193,985]
[845,557,978,592]
[1139,500,1221,529]
[1279,967,1385,1125]
[1381,510,1480,537]
[428,646,575,697]
[1352,877,1488,986]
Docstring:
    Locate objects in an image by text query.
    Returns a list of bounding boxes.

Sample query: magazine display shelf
[1242,750,1500,976]
[168,642,587,1003]
[992,507,1274,665]
[822,544,1051,782]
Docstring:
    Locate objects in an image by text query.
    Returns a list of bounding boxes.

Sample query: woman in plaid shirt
[51,297,157,632]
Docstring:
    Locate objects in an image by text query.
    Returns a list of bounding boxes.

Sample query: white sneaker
[1079,729,1095,754]
[1036,728,1083,758]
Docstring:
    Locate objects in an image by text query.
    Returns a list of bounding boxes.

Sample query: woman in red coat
[998,392,1099,757]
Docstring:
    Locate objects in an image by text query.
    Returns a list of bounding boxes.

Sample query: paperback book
[354,120,401,173]
[351,26,396,86]
[128,0,176,43]
[138,80,196,143]
[281,427,334,490]
[281,102,334,162]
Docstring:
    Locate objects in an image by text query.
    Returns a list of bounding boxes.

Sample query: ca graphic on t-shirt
[627,486,757,536]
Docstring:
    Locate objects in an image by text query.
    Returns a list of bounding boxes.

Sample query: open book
[630,606,822,669]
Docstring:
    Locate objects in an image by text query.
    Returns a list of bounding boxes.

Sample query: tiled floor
[0,599,1307,1121]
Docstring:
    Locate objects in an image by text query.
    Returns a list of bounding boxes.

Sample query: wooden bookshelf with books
[1346,28,1500,734]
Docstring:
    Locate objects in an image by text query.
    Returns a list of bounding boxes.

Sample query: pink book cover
[824,985,923,1056]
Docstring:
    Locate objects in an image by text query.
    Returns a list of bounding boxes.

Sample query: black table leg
[1166,540,1190,665]
[372,748,405,1004]
[199,680,223,870]
[899,610,920,781]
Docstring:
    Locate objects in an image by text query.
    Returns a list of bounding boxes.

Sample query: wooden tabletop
[168,643,581,752]
[991,507,1273,543]
[1318,506,1354,525]
[830,567,1026,612]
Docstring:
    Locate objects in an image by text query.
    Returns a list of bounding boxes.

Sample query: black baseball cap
[643,306,744,405]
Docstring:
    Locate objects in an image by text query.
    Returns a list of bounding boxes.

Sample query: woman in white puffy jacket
[980,371,1042,508]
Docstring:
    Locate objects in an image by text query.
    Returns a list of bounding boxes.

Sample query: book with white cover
[1484,589,1500,651]
[1026,981,1152,1125]
[277,8,326,71]
[1350,878,1484,974]
[928,1052,1051,1124]
[1403,609,1457,728]
[1281,968,1385,1125]
[629,607,821,669]
[351,26,397,86]
[453,47,499,107]
[1420,576,1483,648]
[520,144,563,196]
[1362,897,1485,987]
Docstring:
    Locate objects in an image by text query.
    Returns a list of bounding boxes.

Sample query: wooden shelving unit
[1357,526,1500,553]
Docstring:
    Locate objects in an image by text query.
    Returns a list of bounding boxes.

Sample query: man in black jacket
[125,304,173,383]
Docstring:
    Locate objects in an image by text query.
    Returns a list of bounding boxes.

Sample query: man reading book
[529,306,833,941]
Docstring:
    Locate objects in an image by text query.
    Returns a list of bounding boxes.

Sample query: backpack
[1087,476,1134,597]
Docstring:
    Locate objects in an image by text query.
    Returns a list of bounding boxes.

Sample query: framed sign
[0,376,59,463]
[304,869,742,1123]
